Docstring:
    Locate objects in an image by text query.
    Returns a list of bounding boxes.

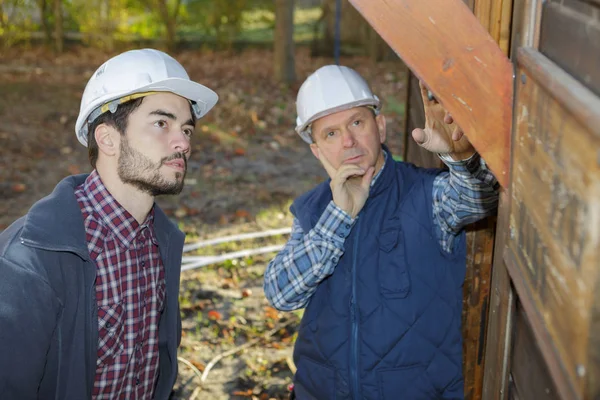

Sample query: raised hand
[411,81,475,160]
[318,148,375,219]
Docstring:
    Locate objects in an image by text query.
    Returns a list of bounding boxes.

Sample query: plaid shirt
[264,153,499,311]
[75,171,166,399]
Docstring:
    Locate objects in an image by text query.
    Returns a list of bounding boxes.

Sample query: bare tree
[53,0,63,53]
[274,0,296,84]
[37,0,52,45]
[156,0,182,52]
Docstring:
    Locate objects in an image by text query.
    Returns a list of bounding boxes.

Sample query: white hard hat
[75,48,219,146]
[295,65,380,143]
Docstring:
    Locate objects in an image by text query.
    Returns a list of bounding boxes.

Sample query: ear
[309,143,320,160]
[375,114,387,144]
[94,123,119,157]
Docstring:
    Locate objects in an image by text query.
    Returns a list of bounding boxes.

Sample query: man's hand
[412,81,476,160]
[318,148,375,219]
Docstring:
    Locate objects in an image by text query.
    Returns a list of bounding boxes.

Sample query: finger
[452,128,464,141]
[444,112,453,124]
[335,164,366,182]
[360,166,375,189]
[411,128,429,145]
[317,148,337,178]
[413,127,452,153]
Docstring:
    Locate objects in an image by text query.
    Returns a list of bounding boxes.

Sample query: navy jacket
[0,174,184,400]
[290,155,466,399]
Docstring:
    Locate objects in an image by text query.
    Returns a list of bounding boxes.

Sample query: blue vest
[290,150,467,400]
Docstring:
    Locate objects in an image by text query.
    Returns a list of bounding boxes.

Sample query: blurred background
[0,1,408,398]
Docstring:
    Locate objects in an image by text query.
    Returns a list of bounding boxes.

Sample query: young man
[0,49,218,399]
[264,65,499,399]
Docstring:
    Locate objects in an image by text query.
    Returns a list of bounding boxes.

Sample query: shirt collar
[81,170,158,248]
[370,150,388,187]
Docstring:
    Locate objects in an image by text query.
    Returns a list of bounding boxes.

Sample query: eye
[352,120,361,127]
[326,131,336,138]
[154,120,168,129]
[183,127,194,138]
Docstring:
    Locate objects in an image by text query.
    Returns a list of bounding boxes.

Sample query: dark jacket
[290,155,466,400]
[0,174,184,400]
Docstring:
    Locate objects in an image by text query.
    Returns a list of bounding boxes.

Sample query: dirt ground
[0,45,407,399]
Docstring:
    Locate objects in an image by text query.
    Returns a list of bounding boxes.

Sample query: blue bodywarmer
[290,153,467,400]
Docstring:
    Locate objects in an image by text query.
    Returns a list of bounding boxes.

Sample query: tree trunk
[157,0,181,52]
[274,0,296,84]
[102,0,114,52]
[38,0,52,45]
[311,0,334,57]
[53,0,63,53]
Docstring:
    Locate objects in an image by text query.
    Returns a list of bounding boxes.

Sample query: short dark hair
[86,98,144,169]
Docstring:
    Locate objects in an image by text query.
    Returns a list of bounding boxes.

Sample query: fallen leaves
[190,360,206,372]
[11,183,26,193]
[207,310,223,321]
[264,306,280,321]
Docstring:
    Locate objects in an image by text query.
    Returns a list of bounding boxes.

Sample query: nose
[341,129,356,148]
[170,129,191,155]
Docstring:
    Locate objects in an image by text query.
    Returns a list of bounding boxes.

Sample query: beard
[117,135,187,196]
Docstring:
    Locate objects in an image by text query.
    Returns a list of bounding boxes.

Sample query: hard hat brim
[75,78,219,147]
[139,77,219,119]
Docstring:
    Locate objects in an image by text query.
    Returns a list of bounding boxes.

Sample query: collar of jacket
[368,144,396,199]
[18,173,178,260]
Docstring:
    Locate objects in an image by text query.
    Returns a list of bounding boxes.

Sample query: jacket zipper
[350,219,361,399]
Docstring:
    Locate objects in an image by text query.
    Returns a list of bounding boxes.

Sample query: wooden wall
[483,1,600,399]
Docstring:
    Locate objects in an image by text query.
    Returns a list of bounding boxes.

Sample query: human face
[310,106,386,173]
[117,93,194,196]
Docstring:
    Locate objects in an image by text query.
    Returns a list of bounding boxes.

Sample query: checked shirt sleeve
[432,153,500,253]
[263,201,355,311]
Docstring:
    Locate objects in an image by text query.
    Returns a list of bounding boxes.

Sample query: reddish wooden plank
[349,0,514,187]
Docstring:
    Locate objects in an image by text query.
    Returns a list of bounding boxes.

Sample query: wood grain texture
[505,48,600,400]
[349,0,514,187]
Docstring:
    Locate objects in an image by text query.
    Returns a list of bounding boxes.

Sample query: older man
[264,65,499,399]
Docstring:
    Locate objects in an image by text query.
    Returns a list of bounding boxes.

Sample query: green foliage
[0,0,39,47]
[184,0,248,47]
[1,0,321,49]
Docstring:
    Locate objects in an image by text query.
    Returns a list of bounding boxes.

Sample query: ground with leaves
[0,45,407,399]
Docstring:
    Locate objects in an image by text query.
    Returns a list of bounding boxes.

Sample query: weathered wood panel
[349,0,514,187]
[539,0,600,97]
[505,47,600,400]
[509,301,560,399]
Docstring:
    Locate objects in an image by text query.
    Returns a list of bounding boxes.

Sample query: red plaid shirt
[75,171,166,399]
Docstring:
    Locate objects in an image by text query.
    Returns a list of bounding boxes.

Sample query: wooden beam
[349,0,514,187]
